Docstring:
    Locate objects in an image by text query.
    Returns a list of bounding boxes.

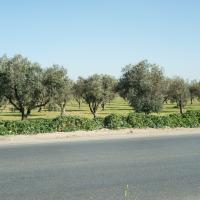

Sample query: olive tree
[0,55,51,120]
[72,77,85,109]
[118,60,165,114]
[167,77,189,114]
[82,74,104,118]
[162,77,172,104]
[0,97,7,112]
[189,80,200,104]
[44,65,72,116]
[101,75,117,110]
[117,65,132,100]
[0,84,7,111]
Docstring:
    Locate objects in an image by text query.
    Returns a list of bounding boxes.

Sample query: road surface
[0,134,200,200]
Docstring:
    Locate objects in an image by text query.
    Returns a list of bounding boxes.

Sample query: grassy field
[0,97,200,120]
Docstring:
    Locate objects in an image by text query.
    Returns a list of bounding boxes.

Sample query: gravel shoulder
[0,128,200,146]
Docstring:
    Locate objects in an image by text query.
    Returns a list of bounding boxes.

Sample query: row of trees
[0,55,117,119]
[0,55,200,120]
[118,60,200,115]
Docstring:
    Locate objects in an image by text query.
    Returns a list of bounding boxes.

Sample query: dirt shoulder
[0,128,200,146]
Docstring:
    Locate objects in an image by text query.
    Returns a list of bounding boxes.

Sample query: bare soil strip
[0,128,200,146]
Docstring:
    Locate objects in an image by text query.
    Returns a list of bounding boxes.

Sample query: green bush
[4,119,54,134]
[0,116,105,135]
[0,111,200,135]
[52,116,104,132]
[127,111,200,128]
[151,115,171,128]
[0,126,10,135]
[127,113,145,128]
[85,117,104,130]
[180,111,200,128]
[104,113,130,129]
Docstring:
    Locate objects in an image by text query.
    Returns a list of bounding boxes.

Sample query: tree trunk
[21,113,26,120]
[60,107,66,116]
[89,103,97,118]
[93,112,96,118]
[190,97,193,104]
[21,112,28,120]
[163,96,168,104]
[21,109,31,120]
[21,108,26,121]
[60,101,67,117]
[38,106,42,112]
[101,103,105,111]
[179,99,183,115]
[75,99,81,109]
[78,101,81,109]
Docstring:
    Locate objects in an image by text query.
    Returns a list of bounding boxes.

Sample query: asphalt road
[1,134,200,200]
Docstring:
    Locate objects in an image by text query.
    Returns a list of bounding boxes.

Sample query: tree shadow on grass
[104,108,132,111]
[66,109,87,112]
[0,113,46,117]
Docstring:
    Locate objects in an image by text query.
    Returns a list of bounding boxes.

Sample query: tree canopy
[118,60,165,114]
[0,55,71,119]
[0,54,199,119]
[101,75,117,110]
[0,55,50,120]
[189,80,200,104]
[167,77,189,114]
[72,77,85,109]
[44,65,72,116]
[82,74,104,118]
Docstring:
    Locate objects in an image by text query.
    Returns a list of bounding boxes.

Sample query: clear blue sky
[1,0,200,80]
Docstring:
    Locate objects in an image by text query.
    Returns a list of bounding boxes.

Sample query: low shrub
[4,119,54,134]
[127,111,200,128]
[86,117,104,130]
[0,111,200,135]
[52,116,104,132]
[104,113,130,129]
[127,113,145,128]
[0,126,10,135]
[181,111,200,128]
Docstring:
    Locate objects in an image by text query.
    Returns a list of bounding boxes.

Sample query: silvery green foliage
[82,74,117,117]
[189,80,200,104]
[0,55,69,120]
[118,60,165,114]
[82,74,105,118]
[167,77,189,114]
[0,55,47,120]
[101,74,117,110]
[44,65,72,116]
[72,77,85,109]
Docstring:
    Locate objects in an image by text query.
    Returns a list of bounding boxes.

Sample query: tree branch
[5,96,20,111]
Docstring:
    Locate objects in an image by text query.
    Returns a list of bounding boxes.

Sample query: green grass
[0,97,200,120]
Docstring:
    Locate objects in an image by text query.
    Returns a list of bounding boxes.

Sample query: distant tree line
[0,55,200,120]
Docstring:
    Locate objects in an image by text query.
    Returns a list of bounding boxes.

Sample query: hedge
[0,111,200,135]
[104,114,131,129]
[0,116,104,135]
